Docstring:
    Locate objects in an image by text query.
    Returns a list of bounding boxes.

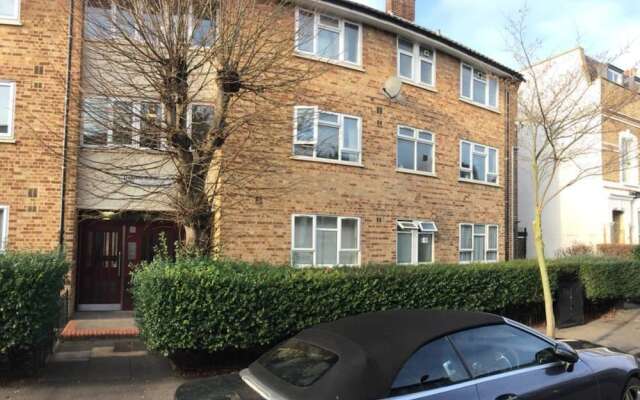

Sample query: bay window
[292,215,360,267]
[397,126,435,174]
[295,8,361,65]
[396,220,437,264]
[460,140,498,184]
[460,63,498,109]
[0,82,16,139]
[293,106,361,164]
[459,223,498,263]
[397,37,435,87]
[0,0,20,23]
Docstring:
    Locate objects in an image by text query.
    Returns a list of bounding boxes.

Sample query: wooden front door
[78,219,179,310]
[78,222,124,306]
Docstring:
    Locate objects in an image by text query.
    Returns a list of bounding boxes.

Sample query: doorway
[612,210,624,244]
[77,218,178,311]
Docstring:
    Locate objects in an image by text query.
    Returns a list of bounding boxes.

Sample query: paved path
[0,339,188,400]
[556,308,640,355]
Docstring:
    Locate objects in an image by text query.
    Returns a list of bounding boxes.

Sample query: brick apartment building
[0,0,522,312]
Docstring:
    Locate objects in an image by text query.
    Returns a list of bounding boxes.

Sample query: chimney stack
[386,0,415,22]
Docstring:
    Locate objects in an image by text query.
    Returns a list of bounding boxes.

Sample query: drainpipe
[504,81,512,260]
[631,191,640,244]
[58,0,75,254]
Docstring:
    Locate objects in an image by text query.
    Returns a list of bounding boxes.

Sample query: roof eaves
[315,0,524,81]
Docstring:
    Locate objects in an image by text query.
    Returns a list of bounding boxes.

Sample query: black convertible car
[175,310,640,400]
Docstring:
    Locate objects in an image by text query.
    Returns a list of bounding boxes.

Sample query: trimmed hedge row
[0,252,69,357]
[131,257,640,357]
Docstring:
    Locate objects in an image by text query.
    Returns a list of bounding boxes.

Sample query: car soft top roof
[248,309,504,400]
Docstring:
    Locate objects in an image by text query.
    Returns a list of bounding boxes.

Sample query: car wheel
[623,378,640,400]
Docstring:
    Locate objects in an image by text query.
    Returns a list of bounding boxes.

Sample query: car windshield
[258,339,338,387]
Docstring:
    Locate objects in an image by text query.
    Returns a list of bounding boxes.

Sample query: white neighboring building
[517,47,640,258]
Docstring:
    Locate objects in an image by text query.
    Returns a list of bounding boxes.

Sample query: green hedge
[0,252,69,356]
[132,259,573,356]
[579,259,640,301]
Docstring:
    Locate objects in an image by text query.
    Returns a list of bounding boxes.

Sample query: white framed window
[460,63,498,109]
[85,0,215,46]
[0,82,16,139]
[0,205,8,252]
[293,106,361,164]
[0,0,20,23]
[396,220,437,264]
[397,37,435,87]
[460,140,498,184]
[619,131,638,185]
[295,7,362,65]
[82,98,213,149]
[607,67,624,85]
[459,223,498,263]
[397,126,435,174]
[292,215,360,267]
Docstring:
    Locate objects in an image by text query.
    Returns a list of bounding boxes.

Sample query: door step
[60,312,139,340]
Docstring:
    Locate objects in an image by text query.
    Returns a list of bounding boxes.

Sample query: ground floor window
[396,220,437,264]
[459,223,498,263]
[292,215,360,267]
[0,205,8,252]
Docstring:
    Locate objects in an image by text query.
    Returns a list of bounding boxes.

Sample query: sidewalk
[556,308,640,355]
[0,338,186,400]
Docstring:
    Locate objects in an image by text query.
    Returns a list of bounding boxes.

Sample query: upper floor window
[0,0,20,23]
[460,140,498,184]
[292,215,360,267]
[607,67,624,85]
[85,0,215,46]
[0,205,8,252]
[459,223,498,263]
[82,98,213,149]
[397,38,435,87]
[461,64,498,109]
[0,82,16,140]
[396,220,437,264]
[397,126,435,174]
[620,131,638,185]
[295,8,361,65]
[293,106,361,164]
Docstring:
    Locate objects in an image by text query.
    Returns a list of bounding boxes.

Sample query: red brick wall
[0,0,81,257]
[219,8,519,265]
[386,0,415,21]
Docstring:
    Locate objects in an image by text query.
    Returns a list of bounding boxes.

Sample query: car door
[448,324,599,400]
[386,337,479,400]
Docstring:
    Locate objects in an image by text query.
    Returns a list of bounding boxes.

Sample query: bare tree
[507,6,640,337]
[74,0,322,253]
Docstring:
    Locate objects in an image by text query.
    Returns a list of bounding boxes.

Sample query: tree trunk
[533,209,556,338]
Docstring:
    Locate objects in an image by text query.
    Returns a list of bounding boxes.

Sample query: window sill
[396,168,437,178]
[0,19,22,26]
[458,178,501,188]
[0,137,16,144]
[293,52,365,73]
[459,97,500,114]
[399,78,438,93]
[291,155,364,168]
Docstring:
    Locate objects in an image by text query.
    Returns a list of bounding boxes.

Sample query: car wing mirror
[554,342,579,367]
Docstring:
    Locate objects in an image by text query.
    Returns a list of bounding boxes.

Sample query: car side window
[390,337,470,396]
[449,324,556,379]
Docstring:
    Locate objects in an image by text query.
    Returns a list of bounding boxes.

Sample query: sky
[351,0,640,71]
